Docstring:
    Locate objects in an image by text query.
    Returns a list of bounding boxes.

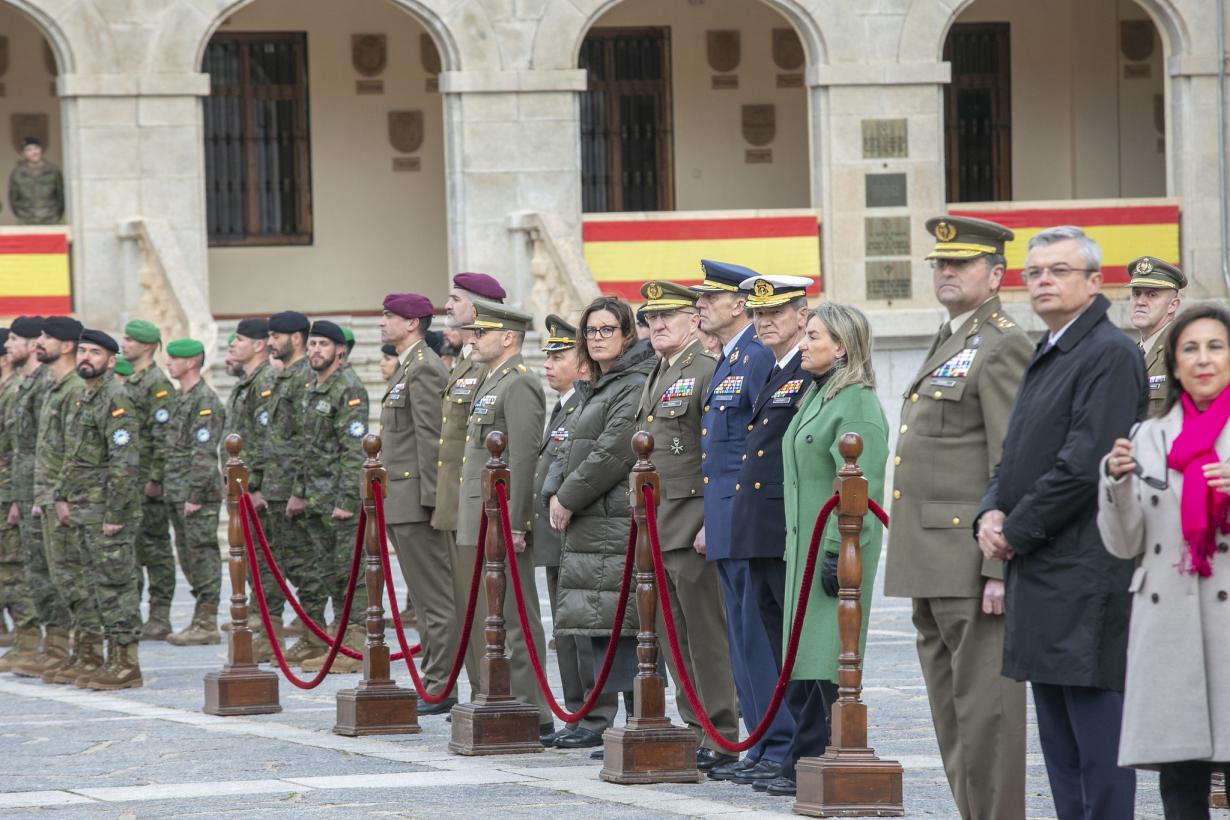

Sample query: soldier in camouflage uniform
[161,339,225,646]
[9,137,65,225]
[298,321,368,673]
[262,311,328,662]
[118,319,177,640]
[0,328,37,657]
[56,330,143,689]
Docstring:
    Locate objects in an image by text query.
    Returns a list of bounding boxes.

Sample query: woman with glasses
[1099,304,1230,819]
[541,296,657,749]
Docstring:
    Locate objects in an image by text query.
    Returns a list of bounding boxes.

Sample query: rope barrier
[498,481,637,724]
[373,477,485,704]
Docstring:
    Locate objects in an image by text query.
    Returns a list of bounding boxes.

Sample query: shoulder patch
[111,407,125,418]
[111,428,131,447]
[154,390,169,399]
[198,408,212,416]
[347,397,362,407]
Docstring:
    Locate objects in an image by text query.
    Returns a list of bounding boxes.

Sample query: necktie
[1138,340,1146,356]
[938,323,953,344]
[769,364,782,381]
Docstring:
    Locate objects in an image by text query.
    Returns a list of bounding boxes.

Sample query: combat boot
[300,624,365,674]
[48,629,103,684]
[0,620,12,647]
[282,634,326,664]
[285,617,308,639]
[60,631,105,686]
[166,603,220,646]
[140,602,173,641]
[0,628,42,673]
[12,627,70,678]
[251,621,283,664]
[86,640,143,690]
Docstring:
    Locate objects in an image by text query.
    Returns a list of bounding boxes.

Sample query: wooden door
[944,23,1011,202]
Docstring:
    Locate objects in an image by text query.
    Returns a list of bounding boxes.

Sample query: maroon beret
[382,292,433,319]
[452,272,506,302]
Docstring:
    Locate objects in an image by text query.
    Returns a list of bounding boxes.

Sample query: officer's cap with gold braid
[1127,256,1186,291]
[640,280,699,313]
[925,215,1014,260]
[542,313,577,352]
[461,300,532,333]
[691,259,758,294]
[738,275,813,309]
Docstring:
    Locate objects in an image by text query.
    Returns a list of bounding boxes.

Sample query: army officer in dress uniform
[883,215,1033,820]
[634,280,740,771]
[1125,256,1185,416]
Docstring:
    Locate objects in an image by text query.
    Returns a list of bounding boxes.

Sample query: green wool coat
[781,381,888,682]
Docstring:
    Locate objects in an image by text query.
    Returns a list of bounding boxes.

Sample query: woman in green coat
[778,302,888,786]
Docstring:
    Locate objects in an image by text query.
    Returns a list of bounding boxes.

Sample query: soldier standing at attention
[297,321,369,674]
[119,319,176,641]
[1125,256,1185,416]
[0,328,38,658]
[883,216,1033,820]
[377,293,455,709]
[634,280,740,772]
[8,136,64,225]
[161,339,225,646]
[56,330,143,688]
[456,300,554,740]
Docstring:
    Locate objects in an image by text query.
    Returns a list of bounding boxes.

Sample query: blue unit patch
[154,407,170,424]
[257,409,270,428]
[195,427,211,443]
[348,421,366,438]
[111,428,131,447]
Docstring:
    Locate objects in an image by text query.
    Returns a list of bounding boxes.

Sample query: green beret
[112,357,133,377]
[166,338,205,359]
[124,319,161,344]
[341,325,355,344]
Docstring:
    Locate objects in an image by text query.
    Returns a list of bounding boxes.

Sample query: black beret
[309,320,345,344]
[43,316,83,342]
[268,310,310,333]
[425,330,444,356]
[79,328,119,353]
[236,317,269,339]
[10,315,43,338]
[380,343,398,357]
[0,328,9,347]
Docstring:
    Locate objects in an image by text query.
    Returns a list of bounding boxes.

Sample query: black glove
[820,552,839,598]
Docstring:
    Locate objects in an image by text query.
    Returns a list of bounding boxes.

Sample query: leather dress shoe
[540,727,573,748]
[589,748,604,760]
[707,756,754,781]
[417,696,457,716]
[765,775,797,796]
[555,727,603,749]
[731,759,782,785]
[696,748,738,771]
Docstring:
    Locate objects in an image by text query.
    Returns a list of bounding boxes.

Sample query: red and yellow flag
[0,231,71,314]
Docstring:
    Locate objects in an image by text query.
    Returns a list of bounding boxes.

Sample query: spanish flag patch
[155,390,169,399]
[260,389,272,398]
[347,398,362,407]
[199,409,212,416]
[111,408,125,418]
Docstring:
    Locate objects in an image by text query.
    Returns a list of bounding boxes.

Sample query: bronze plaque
[865,217,910,257]
[42,40,56,75]
[11,113,48,154]
[0,37,9,78]
[388,110,424,154]
[776,73,804,88]
[742,105,776,146]
[865,173,907,208]
[421,33,441,75]
[772,28,804,71]
[1120,20,1154,62]
[711,74,739,90]
[356,79,384,95]
[1123,63,1151,79]
[707,30,741,73]
[862,118,908,159]
[393,157,421,172]
[352,34,387,77]
[745,149,773,164]
[866,260,912,301]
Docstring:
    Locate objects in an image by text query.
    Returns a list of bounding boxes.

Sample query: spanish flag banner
[0,231,71,314]
[950,201,1180,288]
[583,212,822,300]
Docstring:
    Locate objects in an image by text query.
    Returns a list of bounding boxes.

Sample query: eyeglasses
[1020,265,1096,283]
[583,326,619,339]
[1129,426,1169,490]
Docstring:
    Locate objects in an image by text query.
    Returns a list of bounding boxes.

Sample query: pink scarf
[1166,387,1230,576]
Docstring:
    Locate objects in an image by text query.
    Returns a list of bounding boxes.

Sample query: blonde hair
[810,302,876,400]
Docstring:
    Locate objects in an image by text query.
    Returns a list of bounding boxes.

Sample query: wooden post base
[1212,771,1227,808]
[599,723,703,784]
[202,667,281,716]
[333,683,420,736]
[448,699,543,755]
[793,749,904,817]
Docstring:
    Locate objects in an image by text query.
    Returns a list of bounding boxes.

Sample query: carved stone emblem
[1120,20,1154,62]
[388,110,423,154]
[742,104,776,147]
[0,37,9,78]
[772,28,804,71]
[11,113,48,154]
[421,33,441,75]
[352,34,387,77]
[707,30,741,73]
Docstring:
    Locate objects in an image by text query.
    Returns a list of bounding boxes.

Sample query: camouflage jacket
[261,356,311,501]
[302,367,368,516]
[34,368,83,507]
[224,360,275,492]
[0,372,21,503]
[163,379,224,504]
[9,159,65,224]
[11,365,50,504]
[58,374,140,525]
[124,363,174,486]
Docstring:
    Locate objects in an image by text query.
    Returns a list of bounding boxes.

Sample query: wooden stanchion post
[600,432,702,784]
[204,434,281,715]
[335,435,420,736]
[449,431,543,755]
[795,433,904,817]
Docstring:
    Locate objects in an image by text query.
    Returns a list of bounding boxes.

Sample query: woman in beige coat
[1098,304,1230,819]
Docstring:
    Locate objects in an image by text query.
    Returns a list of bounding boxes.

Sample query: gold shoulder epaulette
[517,364,527,373]
[990,312,1017,330]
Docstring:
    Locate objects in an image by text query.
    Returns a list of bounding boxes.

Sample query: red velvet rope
[869,498,889,526]
[498,481,637,723]
[372,477,484,704]
[238,493,362,688]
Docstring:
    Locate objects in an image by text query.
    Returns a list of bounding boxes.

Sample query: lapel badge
[967,334,982,349]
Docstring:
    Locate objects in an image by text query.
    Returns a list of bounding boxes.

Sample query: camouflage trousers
[16,504,69,629]
[168,501,221,610]
[306,512,365,626]
[0,514,37,630]
[66,504,141,645]
[264,504,327,626]
[44,512,103,636]
[134,495,175,606]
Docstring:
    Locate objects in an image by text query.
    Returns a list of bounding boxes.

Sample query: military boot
[0,619,13,647]
[251,620,284,664]
[285,617,308,639]
[86,640,143,690]
[60,632,105,686]
[0,628,42,673]
[48,630,103,684]
[166,603,220,646]
[13,627,70,678]
[300,624,365,674]
[282,634,326,664]
[140,602,173,641]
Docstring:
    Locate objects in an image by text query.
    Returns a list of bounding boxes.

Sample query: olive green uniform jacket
[9,159,64,224]
[1144,321,1172,418]
[224,361,275,491]
[302,368,368,516]
[34,369,83,507]
[57,375,140,525]
[261,357,311,502]
[532,388,583,568]
[124,364,174,487]
[162,380,225,504]
[380,339,448,525]
[11,366,50,505]
[436,352,487,532]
